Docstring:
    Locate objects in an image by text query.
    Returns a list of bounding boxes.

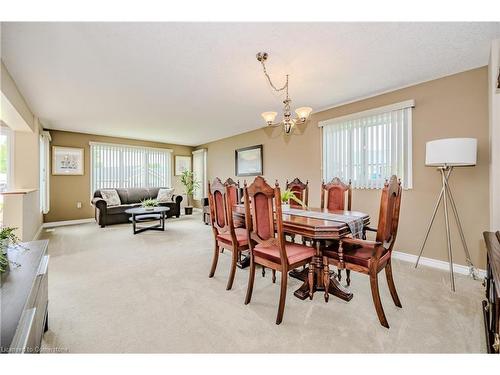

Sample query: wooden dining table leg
[291,238,353,302]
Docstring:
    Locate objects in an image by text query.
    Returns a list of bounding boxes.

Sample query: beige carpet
[40,212,486,353]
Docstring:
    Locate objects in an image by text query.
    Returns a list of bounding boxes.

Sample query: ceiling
[2,22,500,146]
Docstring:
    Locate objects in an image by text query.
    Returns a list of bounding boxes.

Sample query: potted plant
[141,198,159,211]
[180,170,200,215]
[280,189,306,210]
[0,226,21,274]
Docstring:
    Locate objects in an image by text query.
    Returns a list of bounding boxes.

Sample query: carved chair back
[244,176,288,266]
[224,178,240,208]
[375,175,402,252]
[286,178,309,208]
[321,177,352,211]
[208,177,235,238]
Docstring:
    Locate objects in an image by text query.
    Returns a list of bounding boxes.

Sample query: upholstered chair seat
[322,242,390,269]
[254,242,315,266]
[217,228,248,246]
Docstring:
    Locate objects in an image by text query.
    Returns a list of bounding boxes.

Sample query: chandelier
[256,52,312,134]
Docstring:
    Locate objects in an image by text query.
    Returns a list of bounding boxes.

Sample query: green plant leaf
[180,170,200,197]
[280,189,306,208]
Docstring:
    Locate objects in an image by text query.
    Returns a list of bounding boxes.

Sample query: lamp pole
[415,165,477,291]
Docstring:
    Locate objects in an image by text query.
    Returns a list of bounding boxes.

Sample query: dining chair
[321,175,403,328]
[321,177,352,211]
[208,177,248,290]
[321,177,352,281]
[243,176,315,325]
[284,178,309,245]
[286,178,309,208]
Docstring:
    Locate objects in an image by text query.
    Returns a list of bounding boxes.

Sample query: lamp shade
[425,138,477,167]
[261,111,277,124]
[295,107,313,121]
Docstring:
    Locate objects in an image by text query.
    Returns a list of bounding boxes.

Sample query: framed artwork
[175,155,191,175]
[235,145,263,176]
[52,146,84,175]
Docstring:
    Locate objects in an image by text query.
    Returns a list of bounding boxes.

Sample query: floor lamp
[415,138,478,292]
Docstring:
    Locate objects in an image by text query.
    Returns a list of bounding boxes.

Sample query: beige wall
[198,67,489,268]
[45,130,193,222]
[1,60,43,240]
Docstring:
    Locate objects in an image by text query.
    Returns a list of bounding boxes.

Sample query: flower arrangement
[141,198,159,210]
[280,189,306,209]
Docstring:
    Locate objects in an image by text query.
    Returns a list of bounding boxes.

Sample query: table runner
[282,207,364,238]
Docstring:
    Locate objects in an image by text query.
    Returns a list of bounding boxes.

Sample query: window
[0,125,13,224]
[192,149,207,201]
[90,142,172,193]
[320,100,413,189]
[39,131,51,214]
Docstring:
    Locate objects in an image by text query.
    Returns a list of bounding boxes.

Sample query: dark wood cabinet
[483,231,500,353]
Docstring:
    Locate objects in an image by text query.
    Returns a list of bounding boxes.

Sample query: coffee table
[125,206,170,234]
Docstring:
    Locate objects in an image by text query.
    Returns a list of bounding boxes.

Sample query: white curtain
[321,101,413,189]
[39,131,51,214]
[192,149,207,201]
[90,142,172,193]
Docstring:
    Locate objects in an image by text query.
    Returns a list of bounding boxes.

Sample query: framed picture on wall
[235,145,263,176]
[52,146,84,175]
[175,155,191,175]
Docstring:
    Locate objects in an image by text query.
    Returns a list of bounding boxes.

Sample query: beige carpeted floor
[40,212,486,353]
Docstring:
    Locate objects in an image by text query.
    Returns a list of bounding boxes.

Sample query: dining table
[232,204,370,302]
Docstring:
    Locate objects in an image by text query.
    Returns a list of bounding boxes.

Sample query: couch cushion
[157,188,174,203]
[107,203,141,215]
[100,189,121,206]
[93,187,166,204]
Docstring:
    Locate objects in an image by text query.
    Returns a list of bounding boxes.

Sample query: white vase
[282,203,290,211]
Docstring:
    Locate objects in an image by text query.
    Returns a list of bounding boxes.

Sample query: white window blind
[39,131,51,214]
[90,142,172,193]
[320,100,413,189]
[192,149,207,201]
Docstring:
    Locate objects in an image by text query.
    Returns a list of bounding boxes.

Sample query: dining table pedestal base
[289,263,353,302]
[237,253,250,269]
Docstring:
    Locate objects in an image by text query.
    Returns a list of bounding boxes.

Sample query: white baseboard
[43,218,95,228]
[33,225,44,240]
[392,250,486,279]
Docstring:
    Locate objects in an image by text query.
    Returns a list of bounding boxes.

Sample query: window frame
[0,123,14,192]
[39,131,51,214]
[89,141,173,195]
[320,100,414,189]
[192,148,207,201]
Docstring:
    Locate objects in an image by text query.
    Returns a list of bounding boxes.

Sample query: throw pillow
[100,189,121,206]
[157,188,174,203]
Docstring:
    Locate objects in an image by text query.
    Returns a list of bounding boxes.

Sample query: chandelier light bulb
[261,111,277,125]
[295,107,313,122]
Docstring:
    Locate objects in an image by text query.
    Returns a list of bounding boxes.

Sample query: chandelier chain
[259,59,289,98]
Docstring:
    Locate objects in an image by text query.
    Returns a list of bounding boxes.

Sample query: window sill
[1,188,38,195]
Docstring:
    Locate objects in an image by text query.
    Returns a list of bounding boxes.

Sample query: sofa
[91,187,183,228]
